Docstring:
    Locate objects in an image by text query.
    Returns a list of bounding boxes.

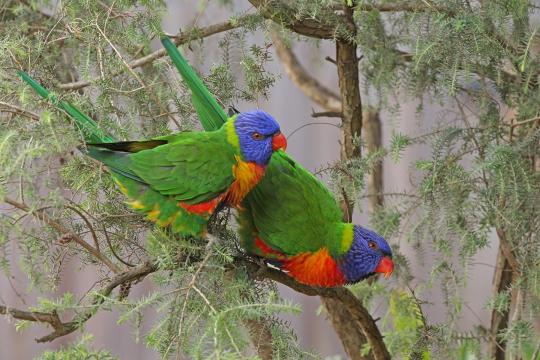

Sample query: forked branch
[4,197,122,273]
[270,29,342,113]
[0,262,158,342]
[59,14,258,90]
[243,259,390,360]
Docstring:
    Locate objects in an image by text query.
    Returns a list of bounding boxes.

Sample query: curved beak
[272,132,287,151]
[375,256,394,278]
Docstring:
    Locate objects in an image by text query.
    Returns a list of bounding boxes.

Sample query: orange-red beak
[375,257,394,278]
[272,132,287,151]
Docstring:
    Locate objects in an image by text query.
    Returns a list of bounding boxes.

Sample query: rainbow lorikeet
[238,152,393,287]
[86,111,286,235]
[18,72,286,236]
[159,37,394,287]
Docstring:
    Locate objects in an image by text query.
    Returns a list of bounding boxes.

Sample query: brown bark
[242,259,390,360]
[489,248,515,360]
[336,38,362,161]
[363,110,383,214]
[335,18,362,221]
[249,0,335,39]
[244,319,274,360]
[270,29,342,113]
[489,212,520,358]
[321,297,375,360]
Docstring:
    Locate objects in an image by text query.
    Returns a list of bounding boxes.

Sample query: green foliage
[1,0,539,359]
[37,335,117,360]
[384,290,427,359]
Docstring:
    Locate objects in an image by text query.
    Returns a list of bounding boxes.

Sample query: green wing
[109,172,211,236]
[88,129,236,204]
[240,150,344,256]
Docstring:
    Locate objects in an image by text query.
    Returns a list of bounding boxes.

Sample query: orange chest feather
[281,248,346,287]
[226,156,265,207]
[253,237,346,287]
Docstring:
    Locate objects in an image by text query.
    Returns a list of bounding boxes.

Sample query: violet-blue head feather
[234,110,285,165]
[338,225,393,283]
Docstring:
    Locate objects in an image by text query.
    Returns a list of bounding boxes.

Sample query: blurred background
[0,1,503,358]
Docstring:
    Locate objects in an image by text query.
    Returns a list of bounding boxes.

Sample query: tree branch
[270,29,342,113]
[364,110,383,215]
[353,1,449,13]
[488,248,515,360]
[0,262,158,342]
[242,259,389,360]
[249,0,336,39]
[336,5,362,220]
[336,25,362,160]
[244,318,274,360]
[4,197,122,274]
[0,101,40,121]
[58,14,258,90]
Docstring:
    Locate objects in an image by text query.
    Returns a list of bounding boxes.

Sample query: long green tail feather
[17,71,114,144]
[161,37,227,131]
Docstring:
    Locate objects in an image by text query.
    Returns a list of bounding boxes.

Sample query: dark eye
[252,132,264,140]
[368,241,378,250]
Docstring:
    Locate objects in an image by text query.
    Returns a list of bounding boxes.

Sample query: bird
[238,151,393,287]
[18,71,286,236]
[86,110,286,236]
[19,39,393,287]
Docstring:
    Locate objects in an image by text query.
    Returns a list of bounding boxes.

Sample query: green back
[240,151,346,256]
[87,128,236,204]
[18,65,232,237]
[129,130,236,203]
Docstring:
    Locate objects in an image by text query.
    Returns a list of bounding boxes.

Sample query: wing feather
[90,130,236,204]
[241,151,343,256]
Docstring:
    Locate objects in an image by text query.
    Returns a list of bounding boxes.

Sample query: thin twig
[4,197,121,273]
[59,14,258,90]
[65,205,101,253]
[511,116,540,127]
[0,101,40,121]
[94,21,181,128]
[0,262,157,342]
[311,111,342,118]
[287,121,340,140]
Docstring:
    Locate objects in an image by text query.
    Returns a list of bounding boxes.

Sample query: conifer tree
[1,1,538,359]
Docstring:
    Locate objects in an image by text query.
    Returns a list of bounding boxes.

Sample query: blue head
[338,226,394,284]
[234,110,287,165]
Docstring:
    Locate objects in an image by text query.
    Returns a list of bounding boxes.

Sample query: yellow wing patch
[127,200,145,210]
[113,177,129,195]
[146,204,161,221]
